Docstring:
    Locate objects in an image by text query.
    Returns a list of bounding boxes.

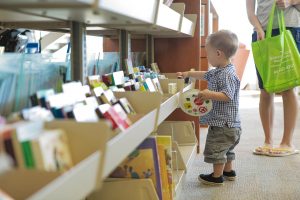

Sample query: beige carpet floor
[178,90,300,200]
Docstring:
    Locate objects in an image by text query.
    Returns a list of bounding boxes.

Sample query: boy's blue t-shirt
[202,64,241,128]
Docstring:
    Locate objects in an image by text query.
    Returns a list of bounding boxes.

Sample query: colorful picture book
[31,129,73,172]
[1,121,73,172]
[110,137,163,200]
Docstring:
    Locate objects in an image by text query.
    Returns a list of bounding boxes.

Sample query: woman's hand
[276,0,292,9]
[256,28,265,40]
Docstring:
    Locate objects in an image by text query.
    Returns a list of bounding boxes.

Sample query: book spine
[21,141,35,169]
[3,138,17,167]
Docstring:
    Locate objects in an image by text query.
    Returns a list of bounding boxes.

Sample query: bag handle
[266,1,286,38]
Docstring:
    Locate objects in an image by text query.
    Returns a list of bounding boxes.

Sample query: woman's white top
[256,0,300,30]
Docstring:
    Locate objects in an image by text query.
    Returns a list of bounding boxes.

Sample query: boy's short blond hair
[206,30,239,59]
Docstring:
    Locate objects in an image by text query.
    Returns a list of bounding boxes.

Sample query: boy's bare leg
[259,90,274,145]
[224,160,232,172]
[213,163,225,177]
[281,89,298,148]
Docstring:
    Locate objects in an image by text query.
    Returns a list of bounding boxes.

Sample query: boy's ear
[216,50,221,56]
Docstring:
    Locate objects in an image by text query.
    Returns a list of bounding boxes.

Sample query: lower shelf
[173,144,197,199]
[87,179,159,200]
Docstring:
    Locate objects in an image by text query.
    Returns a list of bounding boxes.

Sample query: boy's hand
[276,0,292,9]
[177,71,189,79]
[198,89,211,101]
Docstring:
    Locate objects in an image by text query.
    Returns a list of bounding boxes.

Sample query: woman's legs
[281,89,298,147]
[259,89,274,145]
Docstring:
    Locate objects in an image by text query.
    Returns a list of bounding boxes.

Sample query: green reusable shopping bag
[251,2,300,93]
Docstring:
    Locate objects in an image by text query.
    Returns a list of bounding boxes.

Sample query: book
[152,78,164,94]
[112,103,132,129]
[73,104,99,122]
[87,75,109,90]
[114,97,136,114]
[10,121,44,168]
[36,89,55,108]
[145,78,157,92]
[99,104,130,131]
[110,137,163,200]
[156,136,173,198]
[21,106,54,121]
[1,128,17,166]
[100,89,117,105]
[85,96,99,108]
[157,144,171,200]
[96,104,118,130]
[125,58,134,75]
[112,71,125,86]
[32,129,73,172]
[151,63,160,73]
[62,81,86,103]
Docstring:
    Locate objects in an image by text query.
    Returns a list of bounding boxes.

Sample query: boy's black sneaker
[223,170,236,181]
[198,173,224,185]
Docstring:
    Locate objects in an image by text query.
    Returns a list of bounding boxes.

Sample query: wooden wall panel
[103,38,119,52]
[131,39,146,52]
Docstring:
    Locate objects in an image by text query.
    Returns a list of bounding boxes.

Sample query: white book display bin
[157,121,197,194]
[0,120,111,200]
[87,84,197,200]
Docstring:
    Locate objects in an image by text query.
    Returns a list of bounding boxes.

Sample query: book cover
[112,71,125,86]
[145,78,157,92]
[110,137,163,200]
[125,58,134,75]
[114,97,136,114]
[1,128,17,166]
[152,78,164,95]
[96,104,118,130]
[112,103,132,129]
[37,129,73,172]
[36,89,55,108]
[21,140,35,169]
[156,136,173,198]
[87,75,101,88]
[88,75,108,90]
[11,121,44,169]
[73,104,99,122]
[151,63,160,73]
[100,89,117,105]
[157,144,171,200]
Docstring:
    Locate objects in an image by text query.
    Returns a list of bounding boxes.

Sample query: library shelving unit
[84,81,198,200]
[0,0,199,199]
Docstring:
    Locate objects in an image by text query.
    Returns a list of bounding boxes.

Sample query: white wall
[211,0,258,89]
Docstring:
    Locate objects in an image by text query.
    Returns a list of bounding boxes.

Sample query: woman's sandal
[267,147,300,157]
[253,145,272,155]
